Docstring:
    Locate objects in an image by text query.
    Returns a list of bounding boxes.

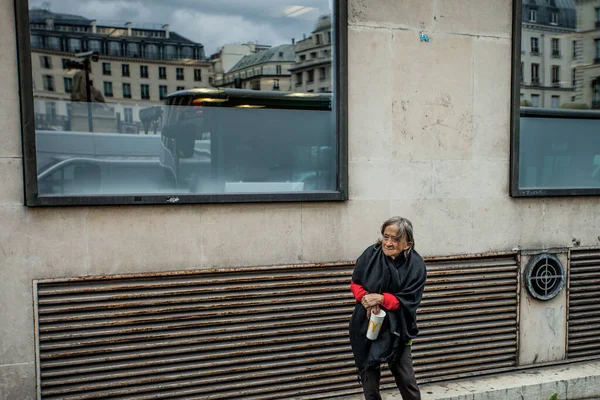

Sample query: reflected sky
[30,0,332,54]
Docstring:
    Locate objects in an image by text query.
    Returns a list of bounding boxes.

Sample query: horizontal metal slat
[40,308,353,341]
[419,320,517,337]
[43,366,359,400]
[425,265,517,276]
[414,352,515,372]
[41,327,350,360]
[42,359,358,394]
[40,316,351,350]
[423,279,516,292]
[38,291,353,315]
[38,282,352,306]
[420,293,516,307]
[413,340,516,359]
[42,346,351,382]
[418,306,517,322]
[38,298,354,323]
[425,272,517,284]
[41,338,352,369]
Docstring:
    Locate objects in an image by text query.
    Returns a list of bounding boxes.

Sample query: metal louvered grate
[568,248,600,360]
[34,253,519,400]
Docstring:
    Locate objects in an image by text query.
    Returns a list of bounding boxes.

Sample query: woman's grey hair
[377,216,415,250]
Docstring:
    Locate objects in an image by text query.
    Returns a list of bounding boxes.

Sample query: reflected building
[290,15,333,93]
[29,8,212,132]
[209,43,271,87]
[573,0,600,108]
[520,0,576,108]
[216,43,295,91]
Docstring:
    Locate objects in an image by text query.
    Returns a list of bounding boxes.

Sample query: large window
[512,0,600,196]
[17,0,347,206]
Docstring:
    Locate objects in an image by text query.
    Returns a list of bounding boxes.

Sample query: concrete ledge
[343,361,600,400]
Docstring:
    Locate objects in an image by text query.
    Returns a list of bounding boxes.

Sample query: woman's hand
[365,304,381,319]
[362,293,384,308]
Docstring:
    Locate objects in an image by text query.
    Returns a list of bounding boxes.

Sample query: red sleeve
[381,293,400,311]
[350,281,367,302]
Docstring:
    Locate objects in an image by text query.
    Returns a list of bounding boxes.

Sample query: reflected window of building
[159,66,167,79]
[176,68,184,80]
[42,75,54,91]
[182,46,193,58]
[159,85,168,99]
[103,82,113,97]
[127,43,139,57]
[140,65,149,78]
[47,36,60,50]
[194,69,201,81]
[531,37,539,54]
[531,94,540,107]
[30,34,41,48]
[551,95,560,108]
[552,38,560,57]
[531,63,539,84]
[140,84,150,100]
[146,44,158,58]
[529,8,537,22]
[40,55,52,69]
[108,41,121,56]
[164,45,176,59]
[102,62,111,76]
[89,40,101,53]
[122,64,130,77]
[69,38,81,52]
[122,83,131,98]
[552,66,560,86]
[63,77,73,93]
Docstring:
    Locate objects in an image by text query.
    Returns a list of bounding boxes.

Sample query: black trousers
[361,344,421,400]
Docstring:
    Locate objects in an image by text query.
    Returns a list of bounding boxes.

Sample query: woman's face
[381,224,412,259]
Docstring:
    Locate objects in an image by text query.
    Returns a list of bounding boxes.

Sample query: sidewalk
[341,360,600,400]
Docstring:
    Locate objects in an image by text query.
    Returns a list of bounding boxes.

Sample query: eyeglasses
[382,234,402,243]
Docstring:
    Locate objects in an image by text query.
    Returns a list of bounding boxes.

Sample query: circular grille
[524,254,565,301]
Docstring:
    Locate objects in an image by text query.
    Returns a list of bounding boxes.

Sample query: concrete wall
[2,0,600,398]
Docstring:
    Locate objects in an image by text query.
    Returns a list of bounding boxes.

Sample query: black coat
[349,244,427,375]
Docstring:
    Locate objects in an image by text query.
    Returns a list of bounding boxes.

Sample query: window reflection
[520,0,600,109]
[28,0,336,197]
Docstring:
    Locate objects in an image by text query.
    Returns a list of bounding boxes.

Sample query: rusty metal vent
[567,248,600,360]
[524,253,565,301]
[34,253,519,400]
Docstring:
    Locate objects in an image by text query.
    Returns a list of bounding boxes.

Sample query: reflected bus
[160,88,335,194]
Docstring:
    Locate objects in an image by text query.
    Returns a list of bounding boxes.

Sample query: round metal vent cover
[524,253,565,301]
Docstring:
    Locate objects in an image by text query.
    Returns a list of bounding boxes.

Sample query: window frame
[15,0,349,206]
[510,0,600,197]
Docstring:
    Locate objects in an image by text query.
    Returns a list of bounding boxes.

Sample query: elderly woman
[349,216,427,400]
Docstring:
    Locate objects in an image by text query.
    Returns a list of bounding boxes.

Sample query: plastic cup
[366,309,386,340]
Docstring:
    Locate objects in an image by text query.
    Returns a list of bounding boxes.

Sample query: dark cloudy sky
[31,0,332,54]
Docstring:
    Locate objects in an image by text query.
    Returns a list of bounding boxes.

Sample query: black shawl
[349,244,427,377]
